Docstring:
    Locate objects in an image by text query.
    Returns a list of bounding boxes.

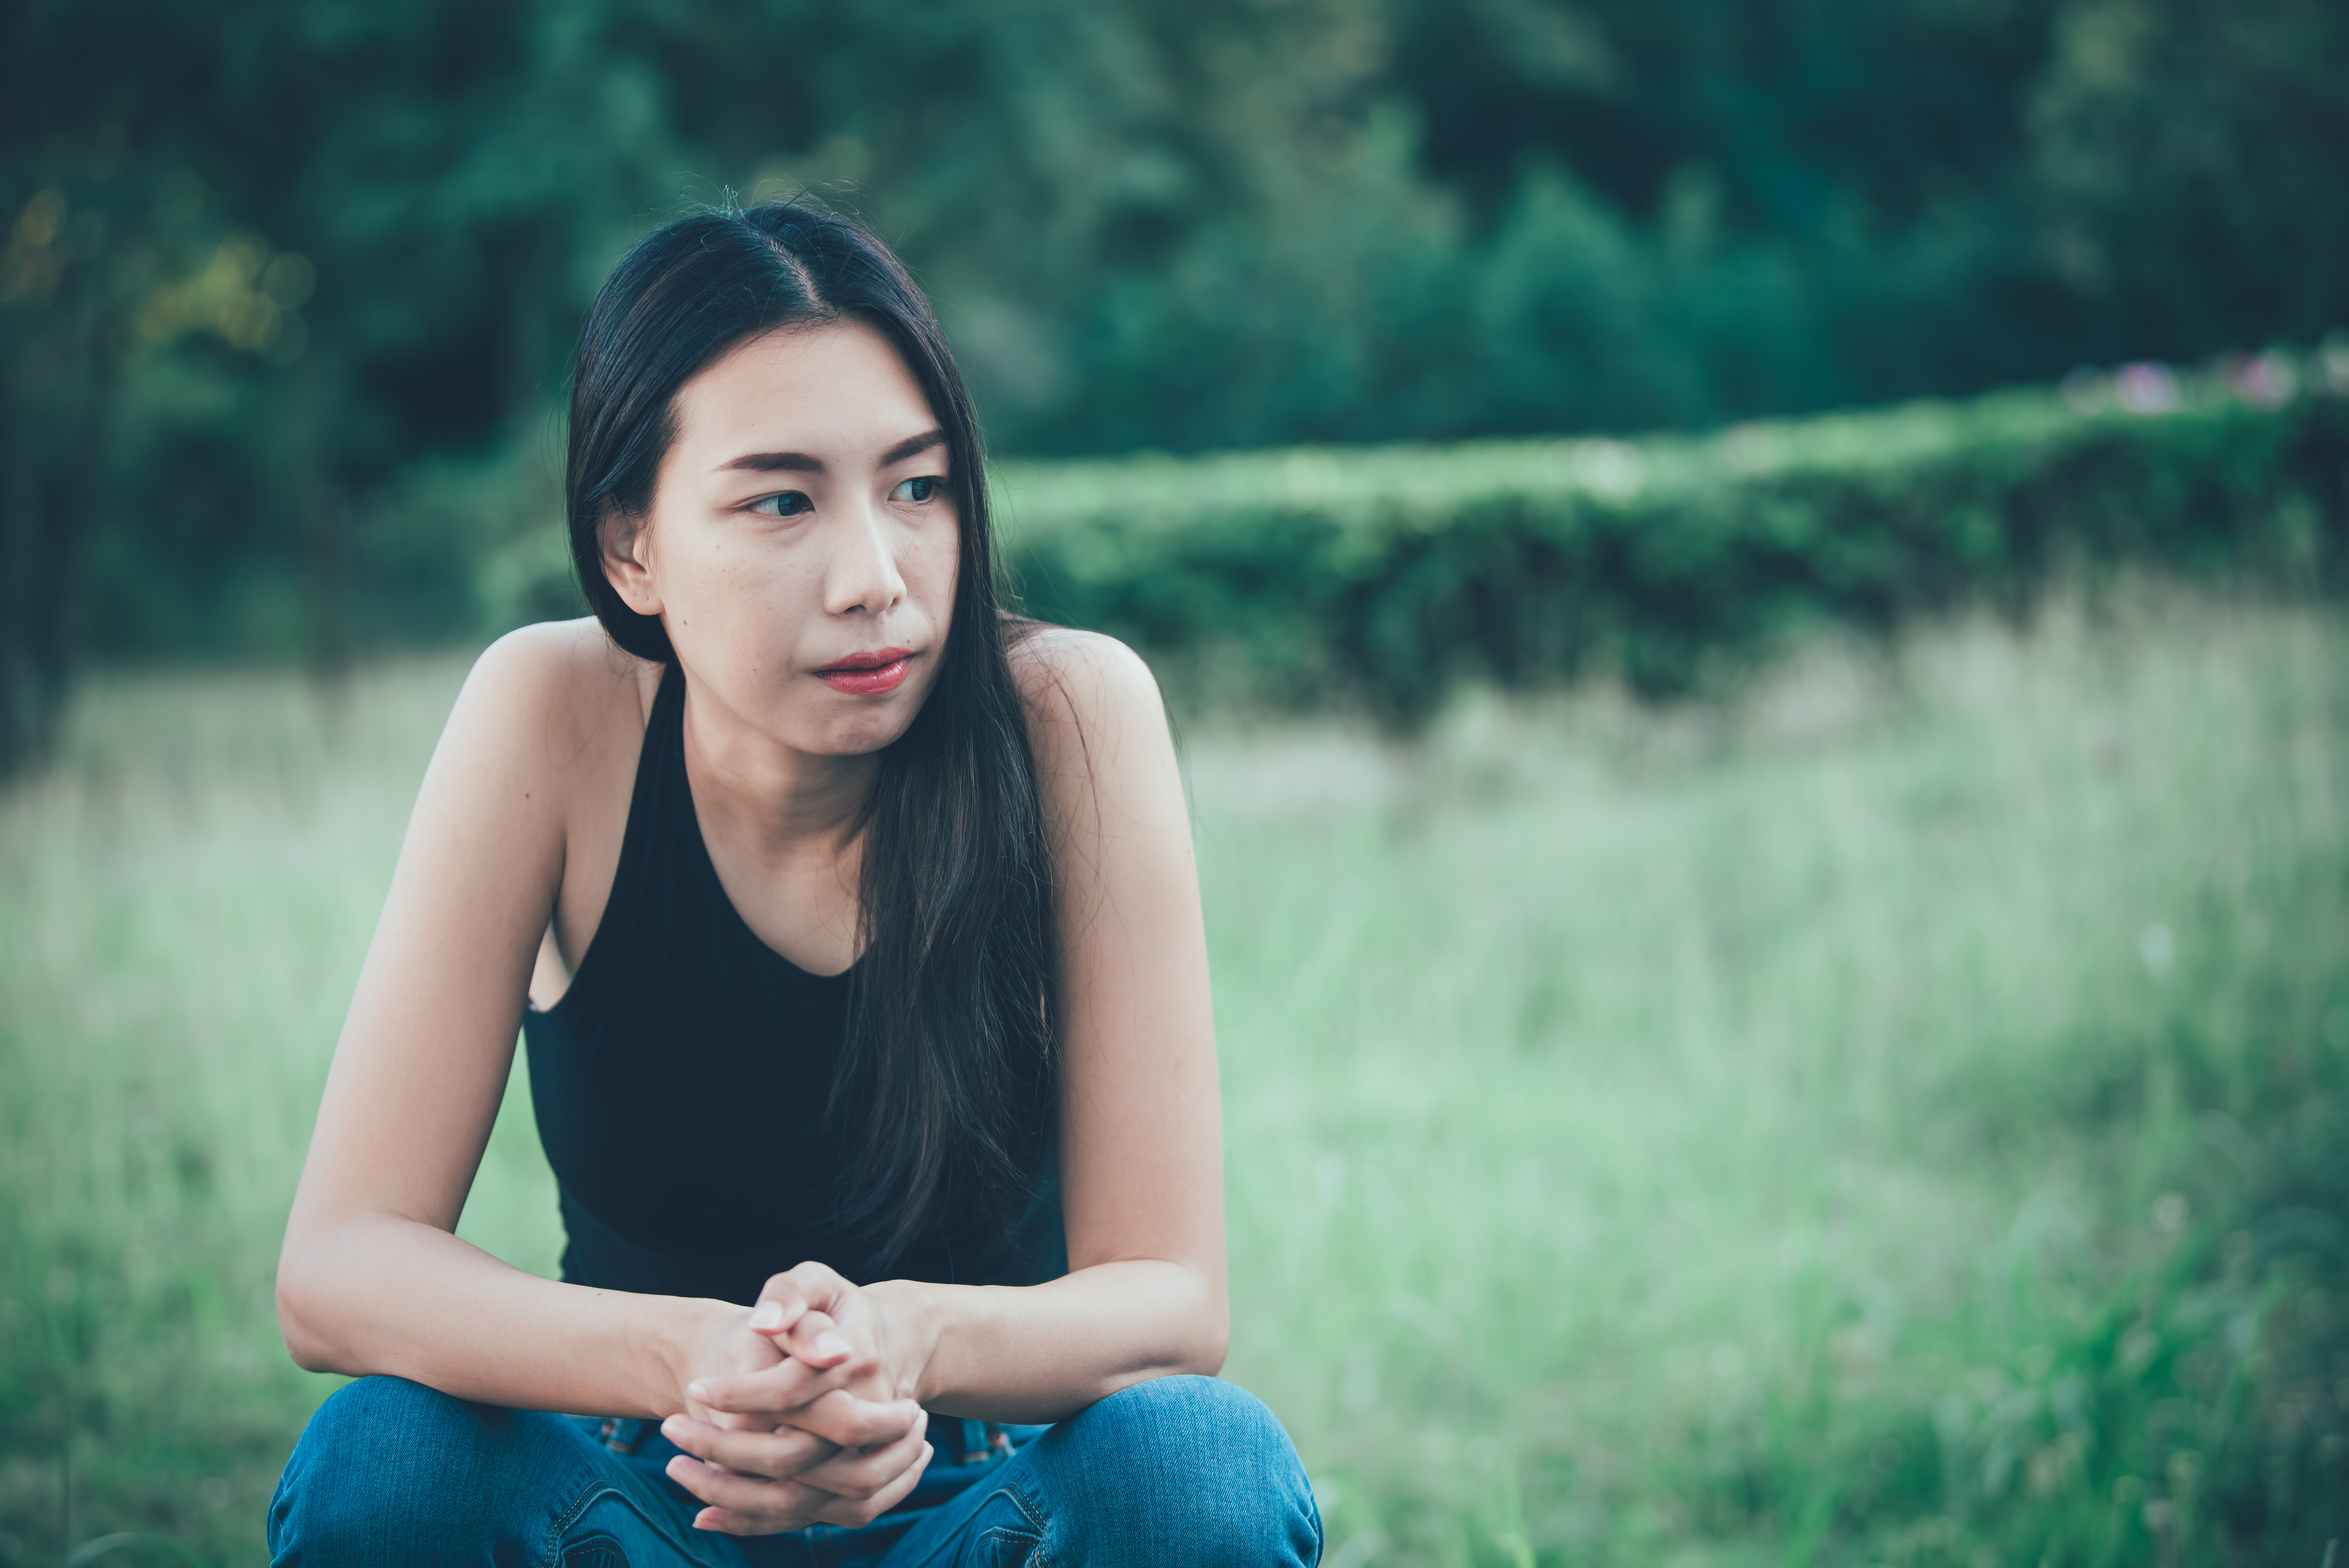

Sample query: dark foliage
[1002,367,2349,722]
[4,0,2348,761]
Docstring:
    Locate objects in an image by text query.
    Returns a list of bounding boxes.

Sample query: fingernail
[748,1301,786,1331]
[687,1379,711,1401]
[813,1331,850,1359]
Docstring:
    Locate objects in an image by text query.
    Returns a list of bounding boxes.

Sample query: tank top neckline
[520,666,1065,1301]
[543,662,855,1023]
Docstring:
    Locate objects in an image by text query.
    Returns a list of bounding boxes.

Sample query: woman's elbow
[1196,1313,1231,1377]
[1181,1272,1231,1376]
[274,1274,325,1372]
[273,1240,346,1374]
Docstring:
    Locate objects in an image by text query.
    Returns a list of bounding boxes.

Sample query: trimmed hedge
[992,353,2349,719]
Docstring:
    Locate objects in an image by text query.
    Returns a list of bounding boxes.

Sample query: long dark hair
[565,200,1057,1265]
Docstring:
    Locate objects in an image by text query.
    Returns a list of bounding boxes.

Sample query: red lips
[814,647,913,696]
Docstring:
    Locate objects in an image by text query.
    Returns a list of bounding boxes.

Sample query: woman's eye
[749,491,811,518]
[890,475,942,504]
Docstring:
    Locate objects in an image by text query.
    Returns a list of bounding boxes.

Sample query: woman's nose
[822,501,908,618]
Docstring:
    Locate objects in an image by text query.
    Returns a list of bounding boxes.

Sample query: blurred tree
[2025,0,2349,355]
[1,0,2344,766]
[0,146,257,769]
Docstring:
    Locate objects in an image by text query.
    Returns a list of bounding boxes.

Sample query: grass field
[3,588,2345,1566]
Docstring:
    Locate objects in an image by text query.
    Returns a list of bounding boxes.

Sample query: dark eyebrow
[879,428,949,467]
[713,429,946,476]
[716,450,823,474]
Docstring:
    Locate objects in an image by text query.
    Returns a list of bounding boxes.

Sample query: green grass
[4,590,2345,1566]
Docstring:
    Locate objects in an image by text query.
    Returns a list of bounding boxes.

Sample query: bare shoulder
[443,618,661,784]
[1008,624,1166,752]
[1007,625,1184,847]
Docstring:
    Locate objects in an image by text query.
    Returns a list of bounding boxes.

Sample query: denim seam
[1000,1473,1050,1564]
[545,1474,732,1568]
[1000,1474,1047,1538]
[265,1464,293,1547]
[884,1468,1028,1568]
[980,1526,1045,1567]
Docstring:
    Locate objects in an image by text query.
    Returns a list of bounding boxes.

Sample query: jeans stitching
[1000,1474,1048,1539]
[561,1535,630,1568]
[979,1526,1044,1567]
[545,1475,734,1568]
[884,1469,1029,1568]
[545,1478,611,1568]
[993,1475,1051,1566]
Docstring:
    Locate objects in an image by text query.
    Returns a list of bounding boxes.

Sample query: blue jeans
[268,1374,1322,1566]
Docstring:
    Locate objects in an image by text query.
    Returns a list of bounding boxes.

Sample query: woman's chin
[798,704,920,759]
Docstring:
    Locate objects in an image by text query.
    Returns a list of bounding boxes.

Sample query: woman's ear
[599,508,662,617]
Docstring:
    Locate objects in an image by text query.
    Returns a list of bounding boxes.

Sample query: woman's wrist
[863,1278,946,1406]
[643,1294,747,1414]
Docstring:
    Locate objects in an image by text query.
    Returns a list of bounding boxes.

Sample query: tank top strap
[559,661,687,1008]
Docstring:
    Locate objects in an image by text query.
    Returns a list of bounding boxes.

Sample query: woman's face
[604,319,960,759]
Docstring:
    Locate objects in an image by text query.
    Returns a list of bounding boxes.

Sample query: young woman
[267,202,1321,1568]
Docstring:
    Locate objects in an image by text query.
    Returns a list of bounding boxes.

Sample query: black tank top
[521,663,1064,1305]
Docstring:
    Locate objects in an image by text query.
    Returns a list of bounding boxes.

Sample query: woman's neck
[677,679,878,863]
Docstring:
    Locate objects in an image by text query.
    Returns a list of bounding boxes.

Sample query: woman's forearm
[878,1258,1228,1424]
[281,1214,1224,1425]
[277,1211,737,1418]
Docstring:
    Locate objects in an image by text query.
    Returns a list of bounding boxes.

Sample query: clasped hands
[662,1262,935,1535]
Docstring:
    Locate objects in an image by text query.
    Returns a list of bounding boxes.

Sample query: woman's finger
[674,1435,933,1535]
[781,1308,853,1366]
[795,1409,929,1502]
[659,1413,836,1480]
[688,1504,746,1535]
[753,1262,847,1329]
[690,1505,770,1537]
[666,1454,818,1523]
[804,1441,932,1528]
[688,1354,846,1416]
[775,1389,923,1450]
[775,1260,849,1306]
[746,1276,812,1337]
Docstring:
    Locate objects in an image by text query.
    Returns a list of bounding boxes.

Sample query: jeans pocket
[561,1534,632,1568]
[977,1528,1042,1568]
[964,1483,1045,1568]
[554,1481,733,1568]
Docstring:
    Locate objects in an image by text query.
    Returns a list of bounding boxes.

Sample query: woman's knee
[268,1376,538,1567]
[1044,1375,1322,1563]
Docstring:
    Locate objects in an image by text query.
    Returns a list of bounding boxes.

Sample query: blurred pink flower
[2226,351,2297,409]
[2116,362,2180,415]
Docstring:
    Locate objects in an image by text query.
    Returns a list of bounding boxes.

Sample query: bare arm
[273,625,756,1417]
[284,620,1223,1536]
[909,628,1228,1414]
